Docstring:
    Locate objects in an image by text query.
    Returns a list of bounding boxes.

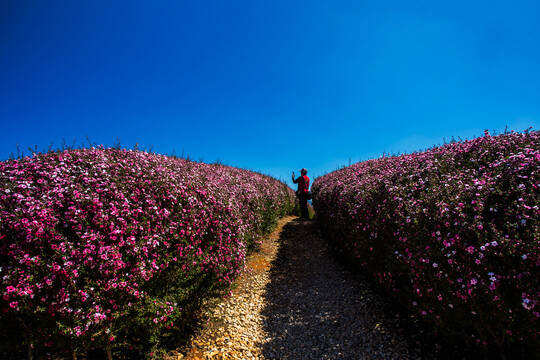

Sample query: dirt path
[168,217,420,359]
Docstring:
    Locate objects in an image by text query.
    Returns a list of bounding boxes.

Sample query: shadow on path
[259,219,416,360]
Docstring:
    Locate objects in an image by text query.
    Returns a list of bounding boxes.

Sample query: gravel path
[170,217,421,360]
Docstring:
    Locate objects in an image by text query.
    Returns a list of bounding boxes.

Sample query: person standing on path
[292,168,310,219]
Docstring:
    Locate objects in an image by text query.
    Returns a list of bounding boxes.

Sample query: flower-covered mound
[0,148,297,357]
[312,130,539,357]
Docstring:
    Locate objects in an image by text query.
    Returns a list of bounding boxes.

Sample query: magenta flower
[1,147,297,355]
[312,130,540,354]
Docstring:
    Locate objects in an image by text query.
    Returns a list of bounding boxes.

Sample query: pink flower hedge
[312,130,539,356]
[0,148,296,356]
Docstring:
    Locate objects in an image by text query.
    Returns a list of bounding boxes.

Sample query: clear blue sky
[1,1,539,188]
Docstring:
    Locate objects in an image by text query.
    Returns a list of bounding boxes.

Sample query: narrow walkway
[170,217,420,360]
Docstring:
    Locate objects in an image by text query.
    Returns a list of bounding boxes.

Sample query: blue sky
[1,1,539,188]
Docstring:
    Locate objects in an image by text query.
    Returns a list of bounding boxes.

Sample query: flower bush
[0,148,296,357]
[312,130,539,357]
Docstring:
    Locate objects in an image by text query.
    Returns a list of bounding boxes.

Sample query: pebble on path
[168,217,421,360]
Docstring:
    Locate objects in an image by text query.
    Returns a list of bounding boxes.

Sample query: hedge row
[312,130,539,357]
[0,148,296,357]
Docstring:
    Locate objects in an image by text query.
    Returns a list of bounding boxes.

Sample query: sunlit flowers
[0,148,296,356]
